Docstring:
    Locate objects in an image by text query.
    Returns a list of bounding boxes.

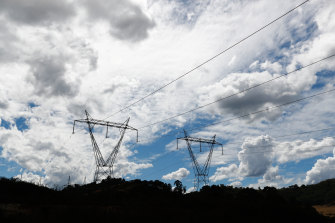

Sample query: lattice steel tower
[73,110,138,182]
[177,130,223,190]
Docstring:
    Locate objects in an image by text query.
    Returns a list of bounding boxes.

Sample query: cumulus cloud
[84,0,155,42]
[186,186,196,193]
[113,162,153,178]
[263,166,282,181]
[238,135,274,177]
[275,137,335,163]
[27,56,78,97]
[305,148,335,184]
[0,0,75,25]
[209,164,239,182]
[202,70,310,122]
[287,1,335,73]
[162,168,190,181]
[230,181,242,187]
[210,135,275,183]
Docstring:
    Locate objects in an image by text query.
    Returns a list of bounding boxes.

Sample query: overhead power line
[137,126,335,171]
[140,141,335,180]
[139,54,335,129]
[102,0,311,121]
[187,88,335,132]
[135,88,335,144]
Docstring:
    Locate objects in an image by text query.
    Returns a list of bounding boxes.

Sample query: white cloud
[248,166,294,189]
[210,135,335,186]
[162,168,190,181]
[209,164,240,182]
[238,135,274,177]
[263,166,283,181]
[260,60,282,73]
[186,186,196,193]
[230,181,242,187]
[274,137,335,163]
[305,148,335,184]
[83,0,155,42]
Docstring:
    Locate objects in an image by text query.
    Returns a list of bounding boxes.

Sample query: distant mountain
[0,177,334,223]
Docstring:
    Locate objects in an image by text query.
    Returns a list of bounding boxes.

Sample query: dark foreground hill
[0,177,334,223]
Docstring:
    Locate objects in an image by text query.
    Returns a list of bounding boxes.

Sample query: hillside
[279,179,335,205]
[0,177,334,222]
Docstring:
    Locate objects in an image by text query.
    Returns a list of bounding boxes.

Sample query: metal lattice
[177,130,223,190]
[73,110,138,182]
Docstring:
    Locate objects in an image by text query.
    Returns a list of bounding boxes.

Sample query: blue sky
[0,0,335,191]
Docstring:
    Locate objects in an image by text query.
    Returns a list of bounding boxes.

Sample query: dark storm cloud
[218,88,299,120]
[27,56,78,97]
[211,72,304,122]
[0,101,8,109]
[0,0,75,25]
[84,0,155,42]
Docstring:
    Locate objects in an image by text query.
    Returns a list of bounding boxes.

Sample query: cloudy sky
[1,0,335,190]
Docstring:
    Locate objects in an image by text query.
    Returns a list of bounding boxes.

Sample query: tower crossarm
[72,111,138,142]
[73,119,138,134]
[177,136,222,146]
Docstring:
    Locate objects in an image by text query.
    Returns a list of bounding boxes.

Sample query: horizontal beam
[74,119,137,131]
[177,136,222,145]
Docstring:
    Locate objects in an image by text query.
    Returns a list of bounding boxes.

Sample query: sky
[0,0,335,191]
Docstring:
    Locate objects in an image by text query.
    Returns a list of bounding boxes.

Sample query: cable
[218,127,335,148]
[139,54,335,129]
[188,88,335,132]
[139,142,335,179]
[102,0,311,121]
[137,88,335,143]
[138,127,335,167]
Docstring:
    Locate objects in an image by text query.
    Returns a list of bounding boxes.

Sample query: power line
[180,127,335,151]
[139,142,335,180]
[137,127,335,177]
[138,122,335,146]
[187,88,335,132]
[139,54,335,129]
[270,127,335,139]
[135,88,335,144]
[140,140,335,179]
[102,0,311,121]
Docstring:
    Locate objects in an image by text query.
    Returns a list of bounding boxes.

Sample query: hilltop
[1,177,335,222]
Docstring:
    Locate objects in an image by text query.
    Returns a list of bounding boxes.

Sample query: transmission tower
[177,130,223,190]
[72,110,138,182]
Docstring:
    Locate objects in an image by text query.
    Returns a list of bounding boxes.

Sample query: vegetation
[279,179,335,205]
[0,177,335,222]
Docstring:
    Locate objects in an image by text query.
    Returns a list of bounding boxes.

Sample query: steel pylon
[177,130,223,190]
[73,110,138,182]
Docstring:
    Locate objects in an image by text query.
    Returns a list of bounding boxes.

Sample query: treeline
[0,177,334,222]
[279,179,335,205]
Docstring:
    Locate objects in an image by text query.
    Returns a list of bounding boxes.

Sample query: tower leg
[94,166,99,182]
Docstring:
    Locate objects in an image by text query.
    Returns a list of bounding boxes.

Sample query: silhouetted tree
[173,180,186,194]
